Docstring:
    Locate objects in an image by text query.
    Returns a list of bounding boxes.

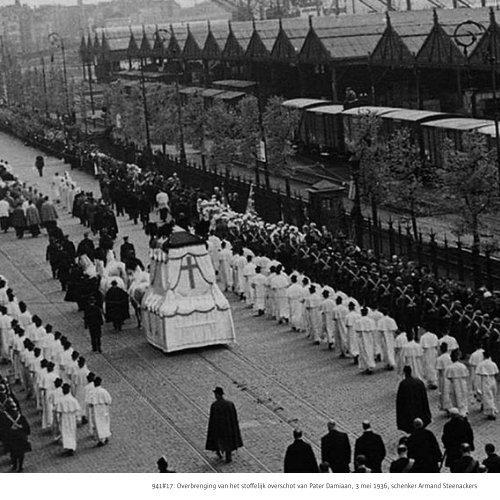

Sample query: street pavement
[0,131,498,473]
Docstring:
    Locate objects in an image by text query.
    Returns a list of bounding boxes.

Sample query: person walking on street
[320,420,351,472]
[205,387,243,464]
[284,429,319,473]
[84,297,104,353]
[442,408,475,470]
[35,156,44,177]
[354,421,386,473]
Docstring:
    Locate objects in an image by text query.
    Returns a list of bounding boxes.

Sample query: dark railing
[2,117,500,290]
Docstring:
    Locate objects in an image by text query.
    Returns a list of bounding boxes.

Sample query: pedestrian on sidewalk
[205,387,243,464]
[35,156,44,177]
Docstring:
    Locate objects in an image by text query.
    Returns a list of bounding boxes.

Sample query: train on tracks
[282,98,500,167]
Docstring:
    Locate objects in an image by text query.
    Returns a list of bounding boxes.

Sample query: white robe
[303,293,322,341]
[39,371,58,429]
[72,366,90,420]
[355,316,376,371]
[270,273,290,320]
[420,331,439,386]
[439,335,459,353]
[320,298,336,345]
[88,386,112,441]
[56,393,81,451]
[218,248,233,291]
[250,273,267,312]
[369,310,384,357]
[436,352,452,410]
[377,315,397,368]
[476,359,499,417]
[444,361,469,416]
[286,283,306,331]
[242,262,256,305]
[468,349,484,398]
[345,310,361,357]
[401,340,424,380]
[333,304,349,355]
[207,235,222,272]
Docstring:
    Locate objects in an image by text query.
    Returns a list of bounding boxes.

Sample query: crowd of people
[0,164,112,472]
[2,140,500,473]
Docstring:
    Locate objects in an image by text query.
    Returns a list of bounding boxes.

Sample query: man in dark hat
[396,365,432,434]
[284,429,319,473]
[84,296,104,353]
[205,387,243,463]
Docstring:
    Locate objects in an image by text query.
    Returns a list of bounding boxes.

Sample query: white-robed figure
[333,296,349,357]
[270,265,290,323]
[207,232,222,273]
[56,383,81,455]
[250,266,267,315]
[439,333,459,353]
[436,343,452,411]
[468,346,485,400]
[369,307,384,358]
[242,255,256,306]
[218,241,233,292]
[475,353,499,419]
[51,172,61,202]
[419,329,439,388]
[377,313,397,370]
[39,364,58,430]
[87,377,112,445]
[345,301,361,361]
[0,308,13,362]
[443,350,470,416]
[394,331,408,375]
[72,358,90,424]
[286,274,306,331]
[235,251,247,298]
[354,307,376,374]
[401,332,424,380]
[303,284,322,343]
[319,288,336,348]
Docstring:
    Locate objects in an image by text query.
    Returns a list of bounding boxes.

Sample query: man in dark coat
[320,420,351,472]
[406,418,442,472]
[76,232,95,259]
[442,408,475,469]
[396,365,432,433]
[205,387,243,463]
[284,429,319,473]
[120,236,136,263]
[104,281,130,331]
[84,297,104,353]
[354,421,386,473]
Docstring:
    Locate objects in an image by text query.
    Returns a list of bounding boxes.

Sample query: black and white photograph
[0,0,499,493]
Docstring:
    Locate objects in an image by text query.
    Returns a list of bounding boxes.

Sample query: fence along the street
[2,117,499,291]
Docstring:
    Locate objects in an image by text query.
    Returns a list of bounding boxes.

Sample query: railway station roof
[88,7,500,70]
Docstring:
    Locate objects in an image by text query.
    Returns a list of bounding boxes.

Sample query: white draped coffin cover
[142,230,235,353]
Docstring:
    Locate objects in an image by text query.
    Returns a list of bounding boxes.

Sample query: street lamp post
[40,56,49,117]
[139,56,152,152]
[454,18,500,193]
[48,32,70,118]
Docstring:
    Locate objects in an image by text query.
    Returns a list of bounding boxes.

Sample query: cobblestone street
[0,131,498,473]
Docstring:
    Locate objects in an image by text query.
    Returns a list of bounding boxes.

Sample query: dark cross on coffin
[180,255,198,289]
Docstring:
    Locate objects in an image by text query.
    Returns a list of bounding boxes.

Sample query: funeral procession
[2,0,500,479]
